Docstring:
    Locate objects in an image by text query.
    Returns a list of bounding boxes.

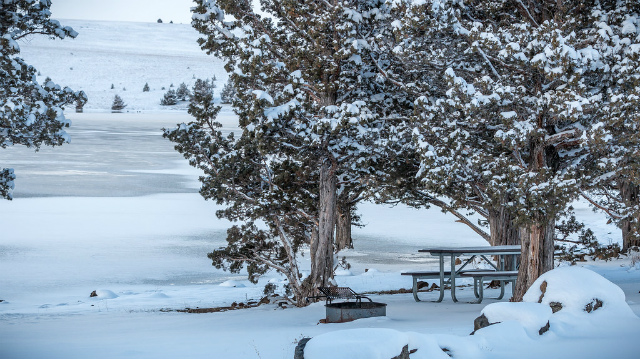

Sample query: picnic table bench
[460,270,519,303]
[401,269,488,302]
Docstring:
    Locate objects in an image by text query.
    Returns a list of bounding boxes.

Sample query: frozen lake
[0,110,491,303]
[0,110,237,198]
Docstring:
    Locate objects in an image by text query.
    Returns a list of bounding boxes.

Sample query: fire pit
[325,301,387,323]
[306,287,388,323]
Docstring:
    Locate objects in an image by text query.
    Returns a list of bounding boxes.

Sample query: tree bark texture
[512,220,555,301]
[488,204,520,269]
[620,180,640,251]
[335,203,353,252]
[310,157,337,291]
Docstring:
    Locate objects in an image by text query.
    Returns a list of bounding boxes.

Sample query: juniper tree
[191,78,213,104]
[75,91,88,113]
[1,0,84,199]
[111,94,126,112]
[176,82,191,101]
[219,81,235,104]
[581,2,640,251]
[165,0,405,304]
[160,89,178,106]
[388,0,631,300]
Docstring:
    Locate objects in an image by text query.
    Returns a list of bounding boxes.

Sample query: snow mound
[482,302,552,337]
[334,268,353,276]
[90,290,118,299]
[219,280,246,288]
[362,268,379,276]
[304,328,409,359]
[522,266,634,316]
[148,292,170,299]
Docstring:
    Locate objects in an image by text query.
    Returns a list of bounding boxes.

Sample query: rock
[294,338,311,359]
[585,298,603,313]
[549,301,563,313]
[537,281,548,303]
[538,321,550,335]
[417,281,430,290]
[472,314,492,334]
[391,345,410,359]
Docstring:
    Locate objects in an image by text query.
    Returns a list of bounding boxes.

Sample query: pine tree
[176,82,191,101]
[111,94,126,112]
[219,81,235,104]
[160,89,178,106]
[166,0,404,305]
[1,0,84,199]
[143,82,150,92]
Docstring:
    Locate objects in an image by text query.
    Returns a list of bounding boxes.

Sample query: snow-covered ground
[20,19,228,111]
[1,19,639,359]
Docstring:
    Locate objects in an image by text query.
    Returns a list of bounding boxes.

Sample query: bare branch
[580,190,622,220]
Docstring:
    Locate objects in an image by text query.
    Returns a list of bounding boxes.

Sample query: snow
[307,267,640,359]
[19,20,228,112]
[305,329,410,359]
[482,302,553,337]
[1,19,640,359]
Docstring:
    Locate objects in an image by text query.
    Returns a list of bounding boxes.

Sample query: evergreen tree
[1,0,84,199]
[111,94,126,112]
[581,3,640,251]
[143,82,150,92]
[389,0,638,300]
[75,92,88,113]
[176,82,191,101]
[160,89,178,106]
[219,81,236,104]
[190,78,213,105]
[165,0,404,305]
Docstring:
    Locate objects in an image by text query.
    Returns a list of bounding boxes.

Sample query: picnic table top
[418,245,521,255]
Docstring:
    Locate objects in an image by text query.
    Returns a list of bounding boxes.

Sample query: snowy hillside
[19,19,227,111]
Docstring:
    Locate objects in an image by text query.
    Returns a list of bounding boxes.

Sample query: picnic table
[402,245,520,303]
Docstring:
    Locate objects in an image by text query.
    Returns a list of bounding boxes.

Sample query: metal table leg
[435,254,445,302]
[450,254,458,302]
[412,276,421,302]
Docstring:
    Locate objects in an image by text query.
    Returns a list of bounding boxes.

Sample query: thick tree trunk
[620,180,640,251]
[488,204,520,269]
[309,158,337,292]
[488,206,520,247]
[512,220,555,301]
[335,203,353,252]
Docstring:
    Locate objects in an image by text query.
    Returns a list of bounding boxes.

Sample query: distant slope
[19,19,227,112]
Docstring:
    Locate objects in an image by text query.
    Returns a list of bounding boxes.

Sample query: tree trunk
[512,219,555,301]
[309,157,337,292]
[488,206,520,247]
[488,204,520,269]
[620,180,640,251]
[335,203,353,252]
